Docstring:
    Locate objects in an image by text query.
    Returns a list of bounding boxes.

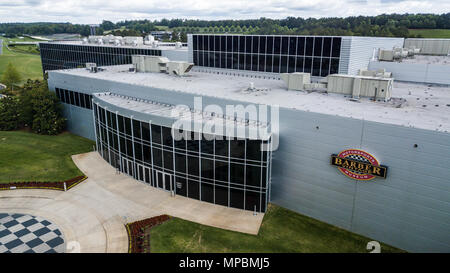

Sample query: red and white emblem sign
[336,149,380,181]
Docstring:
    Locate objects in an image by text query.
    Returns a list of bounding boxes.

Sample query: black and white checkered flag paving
[0,213,65,253]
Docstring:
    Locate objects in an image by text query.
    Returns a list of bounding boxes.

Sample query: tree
[0,96,21,130]
[180,32,187,43]
[101,20,115,31]
[1,63,21,94]
[29,84,65,135]
[5,79,67,135]
[17,79,39,127]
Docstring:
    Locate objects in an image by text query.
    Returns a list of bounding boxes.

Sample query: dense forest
[1,13,449,38]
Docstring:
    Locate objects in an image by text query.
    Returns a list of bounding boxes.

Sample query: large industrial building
[39,35,188,72]
[43,34,449,253]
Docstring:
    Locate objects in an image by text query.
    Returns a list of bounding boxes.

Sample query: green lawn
[151,204,405,253]
[409,29,450,38]
[0,37,43,84]
[8,44,40,55]
[0,130,95,183]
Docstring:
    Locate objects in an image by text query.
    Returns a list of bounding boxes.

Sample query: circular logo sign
[336,149,380,181]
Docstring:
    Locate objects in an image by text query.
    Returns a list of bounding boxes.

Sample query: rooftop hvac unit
[132,55,194,76]
[378,49,395,61]
[145,35,155,44]
[327,74,393,101]
[280,72,311,91]
[123,36,144,46]
[359,69,392,79]
[85,63,97,70]
[167,61,194,76]
[393,47,408,59]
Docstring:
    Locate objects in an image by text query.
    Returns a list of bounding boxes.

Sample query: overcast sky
[0,0,448,24]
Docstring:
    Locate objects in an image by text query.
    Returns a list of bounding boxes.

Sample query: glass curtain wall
[40,43,162,72]
[93,103,271,213]
[55,87,92,110]
[192,34,341,77]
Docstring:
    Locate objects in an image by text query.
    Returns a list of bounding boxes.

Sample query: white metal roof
[94,92,271,140]
[399,55,450,66]
[52,65,450,133]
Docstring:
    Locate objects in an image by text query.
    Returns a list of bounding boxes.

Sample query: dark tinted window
[192,34,341,77]
[314,37,323,57]
[323,37,332,57]
[332,37,341,57]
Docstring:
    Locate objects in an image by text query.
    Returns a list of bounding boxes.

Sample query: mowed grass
[151,204,405,253]
[409,29,450,38]
[0,37,43,84]
[0,130,95,183]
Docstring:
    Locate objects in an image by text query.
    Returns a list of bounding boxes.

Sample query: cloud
[0,0,447,24]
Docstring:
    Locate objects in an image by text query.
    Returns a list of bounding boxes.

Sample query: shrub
[30,86,66,135]
[0,96,21,130]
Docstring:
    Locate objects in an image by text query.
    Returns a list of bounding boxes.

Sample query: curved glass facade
[93,102,271,212]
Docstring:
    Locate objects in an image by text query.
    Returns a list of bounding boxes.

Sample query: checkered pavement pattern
[345,154,370,174]
[0,213,65,253]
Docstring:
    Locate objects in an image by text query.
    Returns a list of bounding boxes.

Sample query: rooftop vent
[132,55,194,76]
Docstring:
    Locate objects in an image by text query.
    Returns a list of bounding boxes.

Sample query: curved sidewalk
[0,152,264,253]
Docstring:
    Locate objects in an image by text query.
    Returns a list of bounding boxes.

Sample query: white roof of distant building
[51,65,450,133]
[42,40,187,51]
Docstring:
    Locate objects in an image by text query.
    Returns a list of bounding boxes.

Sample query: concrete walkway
[0,152,264,253]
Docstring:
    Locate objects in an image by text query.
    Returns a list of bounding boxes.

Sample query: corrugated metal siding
[271,108,450,252]
[338,37,352,74]
[369,61,450,85]
[346,37,404,75]
[48,72,450,252]
[187,34,193,63]
[405,38,450,55]
[355,121,450,252]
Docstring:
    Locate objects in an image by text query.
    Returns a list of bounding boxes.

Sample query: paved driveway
[0,152,264,253]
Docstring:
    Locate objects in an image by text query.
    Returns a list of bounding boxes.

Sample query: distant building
[39,37,187,72]
[150,31,173,41]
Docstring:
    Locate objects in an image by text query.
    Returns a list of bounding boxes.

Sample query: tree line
[1,13,449,38]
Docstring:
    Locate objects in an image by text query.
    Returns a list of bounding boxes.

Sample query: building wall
[40,43,162,72]
[63,103,95,140]
[272,108,450,253]
[161,49,189,62]
[369,60,450,85]
[342,37,404,75]
[48,71,450,252]
[187,34,342,77]
[405,38,450,55]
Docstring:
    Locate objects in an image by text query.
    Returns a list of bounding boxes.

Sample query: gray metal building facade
[187,34,404,76]
[48,70,450,253]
